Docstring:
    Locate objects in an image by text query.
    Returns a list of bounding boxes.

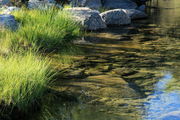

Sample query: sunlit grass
[0,8,82,113]
[0,8,81,53]
[0,52,55,110]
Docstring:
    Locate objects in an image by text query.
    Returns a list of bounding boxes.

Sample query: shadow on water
[28,0,180,120]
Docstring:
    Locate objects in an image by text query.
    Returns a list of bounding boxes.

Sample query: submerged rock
[65,7,106,30]
[0,14,17,30]
[100,9,131,26]
[123,9,148,20]
[71,0,102,9]
[28,0,61,9]
[102,0,137,9]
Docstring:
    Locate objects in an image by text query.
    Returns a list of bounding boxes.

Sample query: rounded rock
[0,14,18,30]
[65,7,107,30]
[100,9,131,26]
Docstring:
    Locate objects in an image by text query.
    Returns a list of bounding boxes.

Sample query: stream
[32,0,180,120]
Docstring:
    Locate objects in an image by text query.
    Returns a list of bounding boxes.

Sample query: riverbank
[0,2,147,118]
[0,3,149,117]
[0,0,180,120]
[0,8,82,119]
[28,1,179,119]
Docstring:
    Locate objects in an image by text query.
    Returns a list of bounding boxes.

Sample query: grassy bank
[0,52,54,110]
[0,8,81,53]
[0,8,82,114]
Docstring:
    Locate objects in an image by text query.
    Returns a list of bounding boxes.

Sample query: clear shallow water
[31,0,180,120]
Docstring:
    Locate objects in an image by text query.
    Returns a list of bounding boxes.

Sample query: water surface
[32,0,180,120]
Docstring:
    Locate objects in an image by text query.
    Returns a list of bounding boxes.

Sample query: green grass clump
[1,8,81,52]
[0,52,55,110]
[0,8,82,115]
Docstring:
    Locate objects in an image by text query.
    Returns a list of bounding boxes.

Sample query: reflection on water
[155,72,173,91]
[144,72,180,120]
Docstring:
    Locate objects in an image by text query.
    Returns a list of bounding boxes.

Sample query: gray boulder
[28,0,62,9]
[102,0,137,9]
[100,9,131,26]
[123,9,147,20]
[0,0,11,5]
[0,14,17,30]
[71,0,102,9]
[65,7,106,30]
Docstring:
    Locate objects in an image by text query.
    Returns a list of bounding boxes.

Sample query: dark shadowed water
[32,0,180,120]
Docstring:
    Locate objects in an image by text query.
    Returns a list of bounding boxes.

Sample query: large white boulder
[100,9,131,26]
[65,7,106,30]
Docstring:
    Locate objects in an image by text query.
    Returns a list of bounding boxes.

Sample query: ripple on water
[31,0,180,120]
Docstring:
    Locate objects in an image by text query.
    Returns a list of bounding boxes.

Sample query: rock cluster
[0,0,148,31]
[65,7,147,30]
[66,0,147,30]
